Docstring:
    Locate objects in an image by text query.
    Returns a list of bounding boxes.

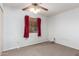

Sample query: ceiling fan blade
[39,6,48,11]
[22,6,30,11]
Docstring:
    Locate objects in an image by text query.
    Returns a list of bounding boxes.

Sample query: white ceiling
[3,3,79,16]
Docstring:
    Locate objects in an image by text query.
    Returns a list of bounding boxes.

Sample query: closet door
[0,5,3,55]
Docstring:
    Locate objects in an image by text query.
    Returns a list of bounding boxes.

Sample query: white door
[0,5,3,55]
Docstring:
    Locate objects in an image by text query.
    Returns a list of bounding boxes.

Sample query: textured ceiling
[3,3,79,16]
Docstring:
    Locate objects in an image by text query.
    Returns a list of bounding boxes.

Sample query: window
[29,17,37,33]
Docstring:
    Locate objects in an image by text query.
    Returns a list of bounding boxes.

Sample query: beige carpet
[2,42,79,56]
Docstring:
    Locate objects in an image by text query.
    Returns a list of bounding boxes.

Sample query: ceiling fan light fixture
[22,3,48,14]
[28,7,40,14]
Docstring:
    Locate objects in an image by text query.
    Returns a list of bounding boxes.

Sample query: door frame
[0,4,3,55]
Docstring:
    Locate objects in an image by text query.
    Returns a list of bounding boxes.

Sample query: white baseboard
[3,40,48,52]
[55,41,79,50]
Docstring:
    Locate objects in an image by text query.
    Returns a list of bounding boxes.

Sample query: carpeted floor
[2,42,79,56]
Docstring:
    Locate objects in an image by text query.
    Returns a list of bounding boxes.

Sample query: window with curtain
[29,17,37,33]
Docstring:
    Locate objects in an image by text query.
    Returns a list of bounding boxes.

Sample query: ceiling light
[28,7,40,14]
[22,3,48,14]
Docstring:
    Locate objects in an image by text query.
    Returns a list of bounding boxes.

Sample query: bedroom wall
[3,6,48,51]
[48,8,79,50]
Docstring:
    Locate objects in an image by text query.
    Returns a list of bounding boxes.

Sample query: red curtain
[24,15,29,38]
[37,18,41,36]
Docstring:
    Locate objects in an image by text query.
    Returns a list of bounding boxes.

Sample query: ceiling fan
[22,3,48,14]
